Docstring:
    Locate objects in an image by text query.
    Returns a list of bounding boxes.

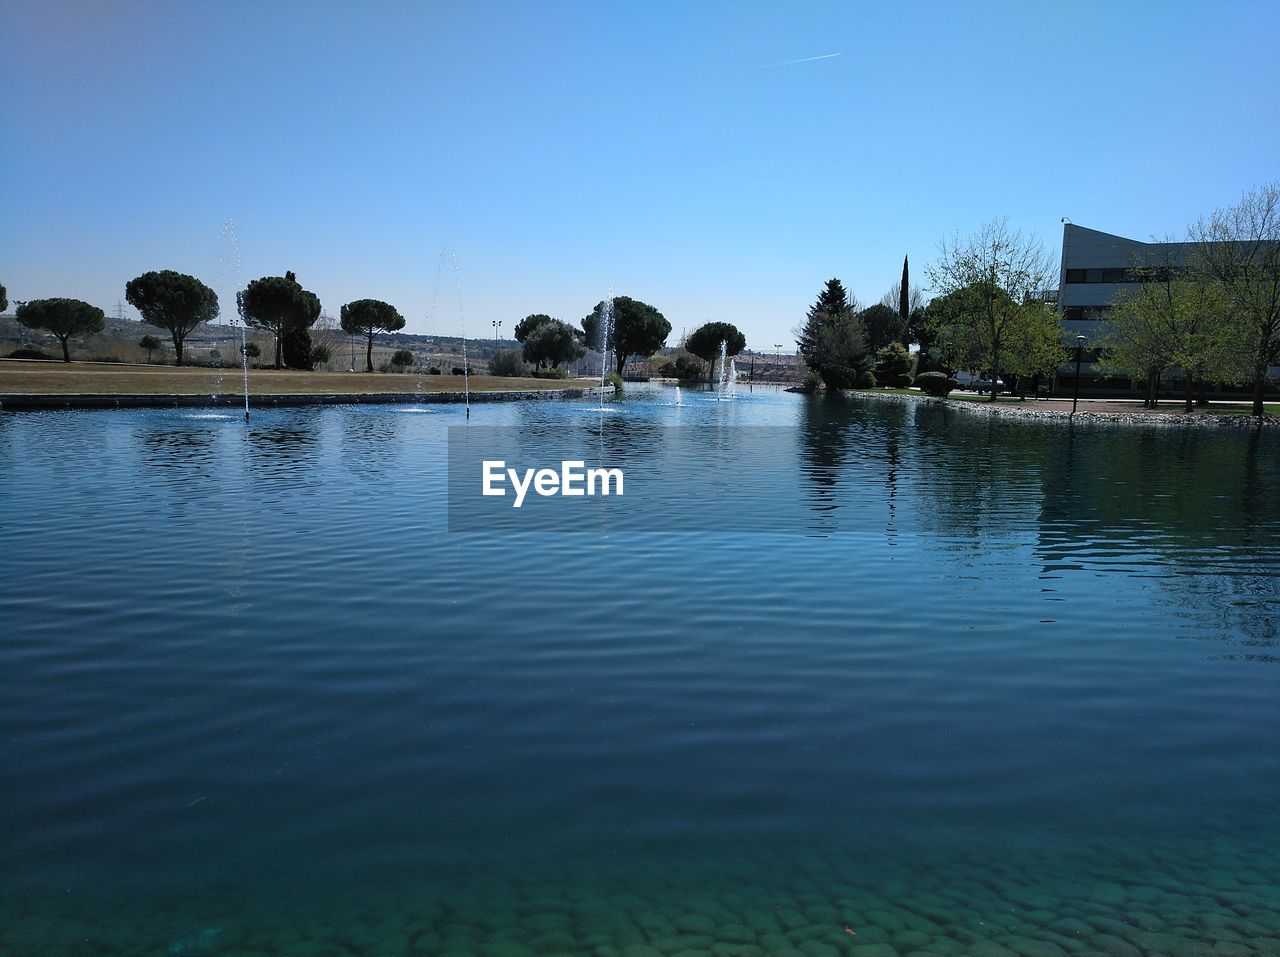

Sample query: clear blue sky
[2,0,1277,348]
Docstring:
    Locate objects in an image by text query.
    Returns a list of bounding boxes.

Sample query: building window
[1062,306,1109,321]
[1065,266,1174,284]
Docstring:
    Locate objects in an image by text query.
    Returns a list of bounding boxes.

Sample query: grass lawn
[0,360,592,396]
[855,387,1030,403]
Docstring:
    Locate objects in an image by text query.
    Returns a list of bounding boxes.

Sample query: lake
[2,384,1277,957]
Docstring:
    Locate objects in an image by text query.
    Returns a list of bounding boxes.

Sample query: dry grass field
[0,360,591,396]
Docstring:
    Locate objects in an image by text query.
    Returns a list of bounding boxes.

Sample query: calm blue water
[2,385,1278,956]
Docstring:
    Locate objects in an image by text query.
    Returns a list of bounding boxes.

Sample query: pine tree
[796,278,869,389]
[811,278,851,319]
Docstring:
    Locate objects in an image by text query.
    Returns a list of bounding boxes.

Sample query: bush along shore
[843,388,1280,429]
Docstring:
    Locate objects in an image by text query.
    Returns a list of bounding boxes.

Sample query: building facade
[1053,223,1275,398]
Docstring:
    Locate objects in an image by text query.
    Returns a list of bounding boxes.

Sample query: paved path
[953,394,1257,415]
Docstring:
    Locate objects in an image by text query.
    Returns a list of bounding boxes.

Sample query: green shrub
[489,348,525,377]
[428,367,442,375]
[531,366,568,379]
[605,371,624,393]
[800,369,823,393]
[658,354,707,381]
[873,343,913,387]
[282,325,313,370]
[858,370,878,388]
[7,348,55,360]
[916,371,959,397]
[311,344,334,367]
[390,348,414,371]
[451,366,466,376]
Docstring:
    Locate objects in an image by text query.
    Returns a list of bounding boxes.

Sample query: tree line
[796,182,1279,417]
[6,269,425,371]
[508,303,756,384]
[798,233,1063,400]
[9,272,695,380]
[1102,183,1280,416]
[8,266,758,385]
[498,297,678,378]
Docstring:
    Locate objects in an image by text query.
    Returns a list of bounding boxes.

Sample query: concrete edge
[843,388,1280,429]
[0,385,615,411]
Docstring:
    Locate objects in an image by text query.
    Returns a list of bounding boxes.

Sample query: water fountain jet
[428,248,471,418]
[598,290,614,412]
[217,219,251,420]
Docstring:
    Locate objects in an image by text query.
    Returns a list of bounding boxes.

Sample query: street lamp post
[774,343,782,381]
[1072,334,1087,415]
[491,320,502,350]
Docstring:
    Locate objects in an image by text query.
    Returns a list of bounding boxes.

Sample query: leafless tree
[879,281,925,316]
[927,218,1057,400]
[310,312,348,371]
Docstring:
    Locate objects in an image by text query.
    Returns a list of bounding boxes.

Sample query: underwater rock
[1085,935,1141,957]
[524,912,572,933]
[675,915,718,936]
[795,940,840,957]
[849,945,899,957]
[167,926,223,956]
[620,945,663,957]
[965,942,1017,957]
[787,924,837,943]
[994,936,1067,957]
[709,944,762,957]
[890,931,932,950]
[715,924,755,944]
[918,941,965,957]
[479,941,536,957]
[774,909,809,930]
[649,935,713,954]
[530,930,577,952]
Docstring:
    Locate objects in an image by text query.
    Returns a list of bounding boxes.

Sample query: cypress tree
[899,255,910,322]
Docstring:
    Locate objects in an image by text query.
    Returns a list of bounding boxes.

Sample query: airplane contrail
[767,52,842,68]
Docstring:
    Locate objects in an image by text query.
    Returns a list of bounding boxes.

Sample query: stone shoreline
[844,389,1279,429]
[0,385,614,411]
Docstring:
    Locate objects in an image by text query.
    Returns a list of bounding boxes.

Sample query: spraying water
[675,385,682,406]
[712,340,739,401]
[598,290,614,412]
[217,219,251,420]
[428,248,471,418]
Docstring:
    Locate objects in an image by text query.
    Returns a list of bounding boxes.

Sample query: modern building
[1052,223,1275,398]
